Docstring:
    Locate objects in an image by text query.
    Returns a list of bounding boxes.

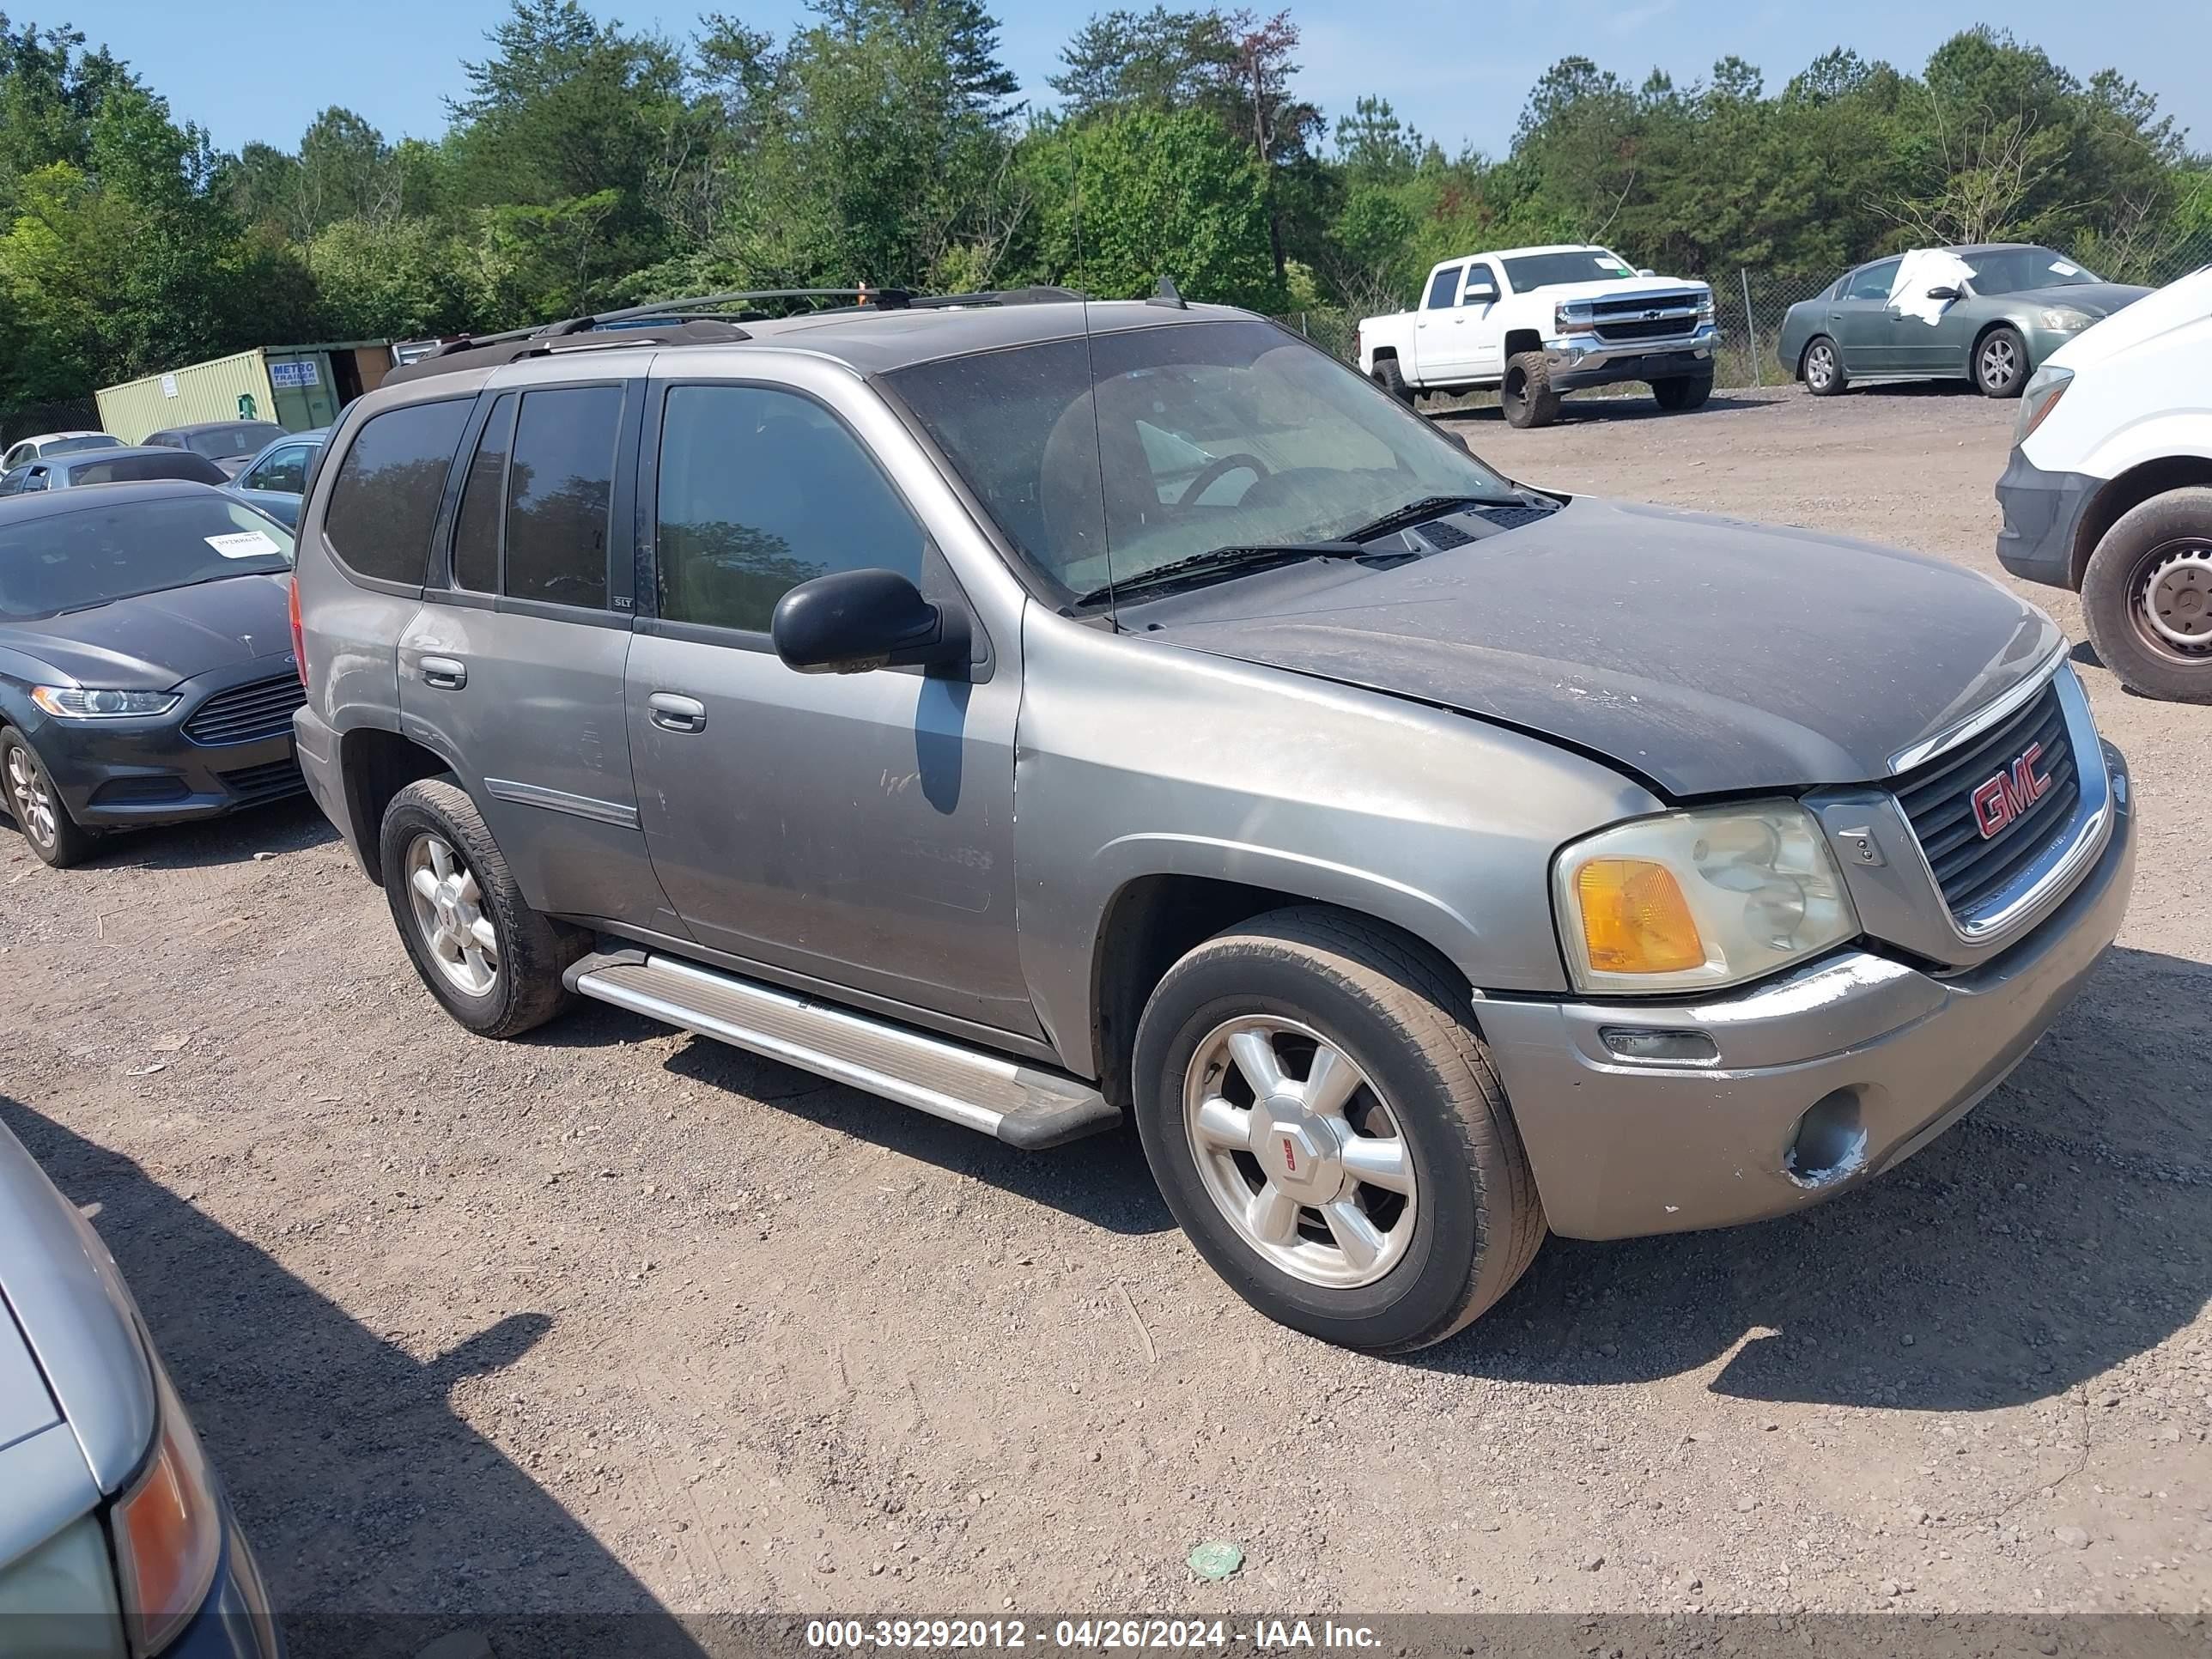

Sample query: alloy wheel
[405,831,501,996]
[1806,343,1836,391]
[4,743,58,850]
[1979,335,2020,391]
[1181,1015,1417,1289]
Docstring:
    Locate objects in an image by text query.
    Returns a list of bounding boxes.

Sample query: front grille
[1594,317,1697,343]
[218,757,305,799]
[184,675,306,745]
[1894,679,2077,917]
[1587,292,1702,319]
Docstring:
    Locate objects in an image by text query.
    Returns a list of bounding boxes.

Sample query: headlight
[2035,307,2091,331]
[2016,364,2074,442]
[1695,290,1716,322]
[1553,801,1859,994]
[1554,301,1595,335]
[111,1364,222,1657]
[30,686,179,719]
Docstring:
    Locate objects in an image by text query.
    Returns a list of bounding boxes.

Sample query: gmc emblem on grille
[1969,742,2051,840]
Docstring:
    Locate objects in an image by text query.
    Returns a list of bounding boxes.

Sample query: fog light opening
[1599,1026,1720,1065]
[1784,1088,1869,1189]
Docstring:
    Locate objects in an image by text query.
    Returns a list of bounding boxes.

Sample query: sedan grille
[1893,679,2077,918]
[217,757,306,799]
[183,675,306,746]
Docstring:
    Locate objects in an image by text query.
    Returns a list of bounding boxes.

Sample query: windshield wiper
[1072,542,1366,608]
[1341,494,1519,544]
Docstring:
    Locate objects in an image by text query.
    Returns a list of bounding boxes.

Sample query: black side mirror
[771,567,969,675]
[1925,284,1961,301]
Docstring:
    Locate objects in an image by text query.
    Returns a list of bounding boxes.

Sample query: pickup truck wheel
[2081,489,2212,703]
[379,777,582,1037]
[1652,373,1713,412]
[1499,351,1560,428]
[2,727,95,868]
[1132,907,1544,1353]
[1802,336,1846,396]
[1371,357,1413,406]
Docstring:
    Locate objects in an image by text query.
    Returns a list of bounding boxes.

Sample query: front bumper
[167,1510,283,1659]
[1995,445,2100,589]
[1478,740,2134,1241]
[1544,324,1718,390]
[31,656,306,830]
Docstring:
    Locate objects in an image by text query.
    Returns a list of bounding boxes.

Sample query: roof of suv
[380,298,1254,397]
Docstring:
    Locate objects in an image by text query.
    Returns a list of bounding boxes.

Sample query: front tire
[1499,350,1561,428]
[1371,356,1413,407]
[1131,907,1543,1353]
[1652,373,1713,412]
[2,727,95,868]
[1802,336,1846,396]
[379,777,581,1036]
[2081,488,2212,702]
[1973,325,2028,398]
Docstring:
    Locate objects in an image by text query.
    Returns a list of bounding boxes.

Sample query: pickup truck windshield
[1499,250,1639,291]
[885,319,1516,605]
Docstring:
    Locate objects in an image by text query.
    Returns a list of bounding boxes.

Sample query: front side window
[656,385,925,634]
[324,400,472,586]
[1424,264,1464,309]
[242,445,311,495]
[0,496,292,620]
[1843,259,1901,301]
[886,319,1519,605]
[503,386,621,609]
[1462,264,1499,304]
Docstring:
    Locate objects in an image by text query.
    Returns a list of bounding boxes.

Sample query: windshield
[884,319,1516,604]
[183,422,283,459]
[1500,249,1640,291]
[1962,247,2101,295]
[0,496,293,619]
[43,435,120,458]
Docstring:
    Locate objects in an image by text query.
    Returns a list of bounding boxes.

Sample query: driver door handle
[419,656,466,690]
[648,692,707,733]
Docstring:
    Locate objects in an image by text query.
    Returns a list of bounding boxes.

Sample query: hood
[2047,265,2212,374]
[2014,281,2150,318]
[0,572,294,690]
[1530,277,1705,306]
[1151,497,2063,798]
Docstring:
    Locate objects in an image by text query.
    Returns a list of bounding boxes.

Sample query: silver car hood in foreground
[1152,495,2063,798]
[0,1121,156,1571]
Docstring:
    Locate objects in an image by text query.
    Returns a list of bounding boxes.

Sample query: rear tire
[2080,488,2212,703]
[1973,325,2028,398]
[1802,336,1846,396]
[1371,356,1413,406]
[2,727,95,868]
[1499,350,1561,428]
[1652,373,1713,412]
[1131,906,1544,1353]
[379,777,583,1037]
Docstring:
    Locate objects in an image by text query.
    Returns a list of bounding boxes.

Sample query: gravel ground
[3,383,2208,1638]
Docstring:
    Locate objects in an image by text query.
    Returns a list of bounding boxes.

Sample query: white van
[1996,264,2212,701]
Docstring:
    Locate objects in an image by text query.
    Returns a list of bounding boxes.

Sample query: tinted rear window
[324,402,471,586]
[183,422,283,459]
[70,453,227,486]
[43,435,120,458]
[0,496,293,619]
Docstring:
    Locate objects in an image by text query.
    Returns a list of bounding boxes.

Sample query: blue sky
[82,0,2210,160]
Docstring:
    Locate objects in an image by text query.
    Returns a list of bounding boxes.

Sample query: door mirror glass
[771,567,967,675]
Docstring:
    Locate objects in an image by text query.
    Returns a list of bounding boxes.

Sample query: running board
[564,949,1121,1151]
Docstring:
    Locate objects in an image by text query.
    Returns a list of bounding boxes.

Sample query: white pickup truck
[1357,244,1719,428]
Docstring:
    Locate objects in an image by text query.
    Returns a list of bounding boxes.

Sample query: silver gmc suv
[289,291,2135,1352]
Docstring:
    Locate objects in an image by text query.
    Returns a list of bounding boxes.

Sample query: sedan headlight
[112,1364,222,1657]
[1554,802,1859,994]
[30,686,179,720]
[2035,307,2092,331]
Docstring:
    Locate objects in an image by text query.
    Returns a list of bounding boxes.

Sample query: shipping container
[96,342,392,443]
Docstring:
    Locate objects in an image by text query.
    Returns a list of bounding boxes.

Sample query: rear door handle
[647,692,707,733]
[419,656,466,690]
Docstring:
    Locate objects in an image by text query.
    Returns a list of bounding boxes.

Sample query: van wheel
[1802,337,1846,396]
[1652,373,1713,412]
[1500,351,1561,428]
[1973,325,2028,398]
[1372,356,1413,406]
[379,778,583,1036]
[1131,907,1544,1353]
[2081,488,2212,703]
[2,728,94,868]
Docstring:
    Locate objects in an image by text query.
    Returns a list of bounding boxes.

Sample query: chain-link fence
[0,398,102,448]
[1282,230,2212,392]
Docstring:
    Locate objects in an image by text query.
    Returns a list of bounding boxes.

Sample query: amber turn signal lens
[1574,857,1706,975]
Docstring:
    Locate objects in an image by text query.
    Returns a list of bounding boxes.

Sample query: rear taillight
[288,576,307,687]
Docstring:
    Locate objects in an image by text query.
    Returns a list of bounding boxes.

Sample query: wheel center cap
[1252,1096,1345,1204]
